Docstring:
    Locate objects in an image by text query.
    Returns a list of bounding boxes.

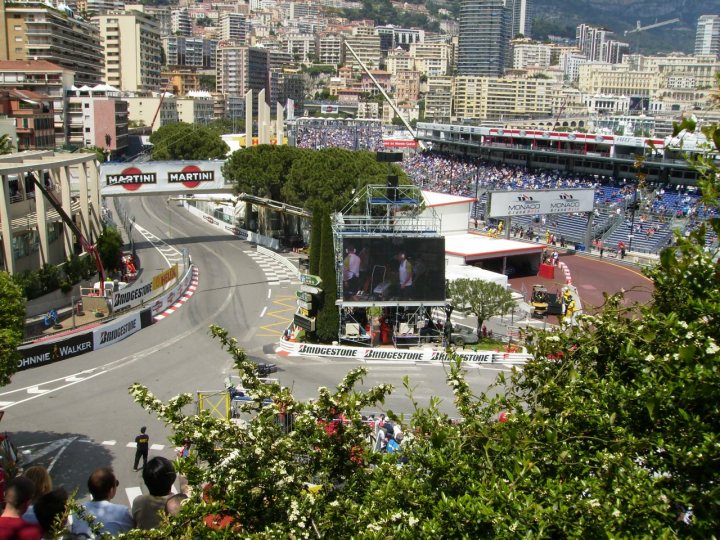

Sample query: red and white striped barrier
[558,261,573,285]
[154,266,199,321]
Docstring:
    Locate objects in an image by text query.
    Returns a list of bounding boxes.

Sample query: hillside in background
[531,0,720,54]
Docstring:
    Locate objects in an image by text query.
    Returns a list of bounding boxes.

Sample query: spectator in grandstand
[0,477,42,540]
[132,457,176,530]
[71,468,134,537]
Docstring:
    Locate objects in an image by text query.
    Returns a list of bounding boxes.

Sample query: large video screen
[341,237,445,303]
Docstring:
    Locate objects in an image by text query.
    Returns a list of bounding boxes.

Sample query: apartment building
[512,40,552,69]
[176,92,214,124]
[316,33,343,65]
[66,84,128,156]
[386,48,414,76]
[695,15,720,57]
[576,24,628,64]
[220,12,247,44]
[281,32,315,63]
[75,0,124,17]
[393,70,420,103]
[216,44,248,96]
[171,7,192,37]
[424,76,453,122]
[123,94,178,130]
[375,25,424,51]
[0,1,104,86]
[161,67,202,96]
[94,10,162,93]
[410,42,451,76]
[343,31,381,70]
[453,75,556,120]
[457,0,511,76]
[0,60,75,146]
[163,36,217,69]
[0,89,54,150]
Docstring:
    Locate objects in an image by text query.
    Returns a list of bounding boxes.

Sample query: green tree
[0,134,15,155]
[282,148,400,212]
[0,272,26,386]
[150,122,229,161]
[308,208,322,276]
[446,278,515,336]
[223,145,302,201]
[96,225,124,273]
[315,210,339,342]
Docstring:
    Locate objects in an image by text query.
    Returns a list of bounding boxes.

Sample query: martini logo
[168,165,214,188]
[517,194,534,201]
[106,167,157,191]
[558,193,575,200]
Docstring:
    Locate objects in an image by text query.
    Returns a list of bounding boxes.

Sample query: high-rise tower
[457,0,512,76]
[695,15,720,57]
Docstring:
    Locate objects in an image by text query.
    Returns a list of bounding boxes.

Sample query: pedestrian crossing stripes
[244,250,300,285]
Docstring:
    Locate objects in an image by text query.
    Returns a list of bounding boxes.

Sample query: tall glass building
[457,0,512,76]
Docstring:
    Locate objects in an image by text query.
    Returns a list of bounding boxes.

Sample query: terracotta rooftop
[0,60,68,72]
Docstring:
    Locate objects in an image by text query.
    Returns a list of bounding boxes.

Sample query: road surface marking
[260,307,267,318]
[125,487,142,507]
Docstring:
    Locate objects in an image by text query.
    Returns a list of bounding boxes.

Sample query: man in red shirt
[0,477,42,540]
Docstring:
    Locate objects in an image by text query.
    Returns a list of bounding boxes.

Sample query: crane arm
[625,18,679,35]
[29,173,106,293]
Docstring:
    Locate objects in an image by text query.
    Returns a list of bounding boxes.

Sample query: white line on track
[260,307,267,318]
[267,289,272,299]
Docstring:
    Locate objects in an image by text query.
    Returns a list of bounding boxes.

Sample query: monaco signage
[488,189,595,218]
[100,161,232,196]
[299,274,322,287]
[300,284,322,295]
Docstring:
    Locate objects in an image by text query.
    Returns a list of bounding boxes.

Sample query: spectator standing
[0,477,42,540]
[133,427,149,471]
[34,489,69,539]
[71,468,133,538]
[21,467,52,525]
[132,457,176,530]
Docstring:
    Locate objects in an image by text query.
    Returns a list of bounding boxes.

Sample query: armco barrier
[277,340,532,365]
[18,307,154,371]
[150,264,195,316]
[185,204,280,250]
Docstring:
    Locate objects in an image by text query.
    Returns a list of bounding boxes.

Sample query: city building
[452,75,556,120]
[0,89,54,150]
[94,10,162,93]
[316,33,343,65]
[343,31,382,70]
[281,33,316,63]
[576,24,628,64]
[508,0,531,38]
[393,70,420,103]
[247,47,292,113]
[171,7,192,37]
[457,0,511,76]
[375,25,425,51]
[424,76,453,122]
[176,92,214,124]
[216,44,248,96]
[0,0,104,86]
[123,94,178,130]
[220,12,247,45]
[512,40,552,69]
[161,67,202,96]
[163,37,217,69]
[277,69,305,113]
[0,60,75,146]
[410,42,451,76]
[386,48,414,76]
[66,84,128,156]
[75,0,124,17]
[695,15,720,57]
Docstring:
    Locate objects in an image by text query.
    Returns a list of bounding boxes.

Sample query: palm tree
[0,133,15,155]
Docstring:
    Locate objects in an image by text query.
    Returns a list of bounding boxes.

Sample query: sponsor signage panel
[299,274,322,286]
[300,284,322,295]
[294,312,315,331]
[488,189,595,218]
[100,161,231,196]
[320,104,339,114]
[93,312,141,350]
[112,281,153,311]
[341,237,445,303]
[18,332,94,370]
[152,264,178,290]
[293,343,503,363]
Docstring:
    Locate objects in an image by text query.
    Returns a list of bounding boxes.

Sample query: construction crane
[624,18,680,36]
[624,18,680,53]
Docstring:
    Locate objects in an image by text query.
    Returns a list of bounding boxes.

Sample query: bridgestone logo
[365,350,423,360]
[113,284,152,307]
[99,319,137,344]
[168,171,214,182]
[107,173,156,185]
[297,345,358,357]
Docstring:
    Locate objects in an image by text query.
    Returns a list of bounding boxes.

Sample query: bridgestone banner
[18,332,94,370]
[93,312,142,350]
[488,189,595,218]
[100,161,232,196]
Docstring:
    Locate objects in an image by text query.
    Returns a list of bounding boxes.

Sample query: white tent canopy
[445,264,508,289]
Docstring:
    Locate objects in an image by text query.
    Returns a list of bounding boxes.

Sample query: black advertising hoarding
[341,237,445,302]
[18,332,94,371]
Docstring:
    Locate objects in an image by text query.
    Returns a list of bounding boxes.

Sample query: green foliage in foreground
[150,122,229,161]
[121,132,720,537]
[0,272,25,386]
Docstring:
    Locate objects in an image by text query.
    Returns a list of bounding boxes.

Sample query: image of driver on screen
[343,246,361,298]
[396,251,413,299]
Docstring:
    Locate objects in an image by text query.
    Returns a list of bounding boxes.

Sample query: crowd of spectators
[295,120,383,152]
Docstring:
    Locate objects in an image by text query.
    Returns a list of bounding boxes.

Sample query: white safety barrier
[277,340,532,365]
[257,245,301,279]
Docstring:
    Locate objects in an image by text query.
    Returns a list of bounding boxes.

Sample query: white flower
[706,341,720,355]
[546,335,561,342]
[408,516,419,527]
